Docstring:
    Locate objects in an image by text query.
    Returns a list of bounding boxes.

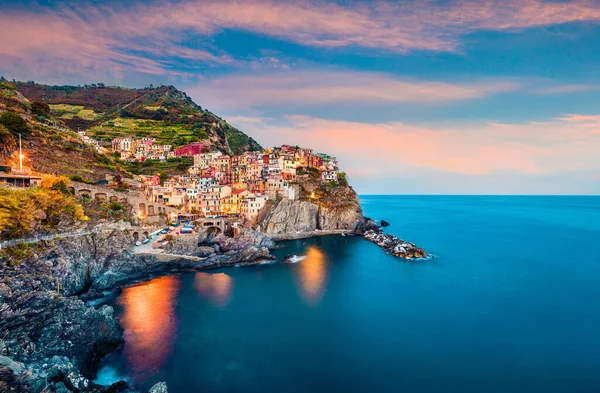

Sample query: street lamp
[18,133,23,172]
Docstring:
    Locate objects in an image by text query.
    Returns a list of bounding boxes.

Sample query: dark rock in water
[105,380,130,393]
[381,220,390,227]
[353,217,380,234]
[363,229,427,260]
[283,255,295,264]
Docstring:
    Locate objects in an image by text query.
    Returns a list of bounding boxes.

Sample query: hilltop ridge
[11,81,261,156]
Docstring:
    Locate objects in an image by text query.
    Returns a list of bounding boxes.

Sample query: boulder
[353,217,379,234]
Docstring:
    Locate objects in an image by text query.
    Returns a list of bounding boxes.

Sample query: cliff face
[254,185,364,239]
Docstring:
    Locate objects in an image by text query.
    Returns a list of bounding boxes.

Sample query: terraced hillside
[13,81,262,155]
[0,80,262,181]
[0,82,127,180]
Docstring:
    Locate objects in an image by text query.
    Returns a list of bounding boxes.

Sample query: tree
[31,101,51,117]
[42,174,72,195]
[337,172,349,187]
[0,112,29,135]
[0,81,15,90]
[0,125,16,159]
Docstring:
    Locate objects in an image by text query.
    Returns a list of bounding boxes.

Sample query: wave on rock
[283,255,307,264]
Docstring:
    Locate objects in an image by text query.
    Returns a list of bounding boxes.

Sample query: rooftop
[0,174,42,180]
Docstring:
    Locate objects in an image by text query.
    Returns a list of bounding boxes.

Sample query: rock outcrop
[254,200,319,235]
[363,229,427,260]
[254,192,364,240]
[0,243,125,392]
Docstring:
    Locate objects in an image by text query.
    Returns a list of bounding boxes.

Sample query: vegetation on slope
[12,80,262,155]
[0,175,87,240]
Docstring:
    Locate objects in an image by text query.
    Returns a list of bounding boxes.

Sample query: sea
[96,195,600,393]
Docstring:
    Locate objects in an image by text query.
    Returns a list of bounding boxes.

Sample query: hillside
[12,81,262,155]
[0,80,262,181]
[0,81,129,180]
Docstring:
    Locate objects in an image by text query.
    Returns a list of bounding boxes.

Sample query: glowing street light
[18,133,23,172]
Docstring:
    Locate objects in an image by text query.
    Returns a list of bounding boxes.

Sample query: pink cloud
[189,70,520,109]
[155,0,600,52]
[230,114,600,178]
[2,0,600,80]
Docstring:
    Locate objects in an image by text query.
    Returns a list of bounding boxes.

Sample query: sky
[1,0,599,194]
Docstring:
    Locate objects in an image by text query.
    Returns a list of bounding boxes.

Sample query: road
[133,224,184,254]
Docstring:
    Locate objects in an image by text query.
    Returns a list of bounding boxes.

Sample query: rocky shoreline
[0,227,278,393]
[0,215,425,392]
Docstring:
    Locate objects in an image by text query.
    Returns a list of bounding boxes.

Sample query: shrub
[337,172,349,187]
[0,124,16,158]
[68,174,86,183]
[0,176,87,239]
[31,101,51,117]
[1,243,32,266]
[0,112,30,135]
[176,161,190,171]
[0,81,15,91]
[42,174,72,195]
[107,201,124,212]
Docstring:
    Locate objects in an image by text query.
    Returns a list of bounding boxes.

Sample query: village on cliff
[108,139,341,222]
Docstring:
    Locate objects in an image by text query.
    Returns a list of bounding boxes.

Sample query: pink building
[146,175,161,186]
[174,142,211,157]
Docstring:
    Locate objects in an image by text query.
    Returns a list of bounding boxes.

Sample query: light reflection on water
[194,272,235,307]
[294,246,328,305]
[118,275,181,381]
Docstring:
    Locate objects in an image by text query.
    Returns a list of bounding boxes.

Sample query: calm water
[99,196,600,393]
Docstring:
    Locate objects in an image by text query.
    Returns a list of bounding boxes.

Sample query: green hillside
[12,81,262,155]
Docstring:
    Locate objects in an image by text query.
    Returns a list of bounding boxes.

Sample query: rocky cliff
[254,183,366,239]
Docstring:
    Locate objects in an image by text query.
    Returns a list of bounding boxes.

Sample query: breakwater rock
[363,229,427,260]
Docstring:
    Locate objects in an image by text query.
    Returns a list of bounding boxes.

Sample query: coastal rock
[254,199,363,239]
[318,205,363,231]
[363,229,427,260]
[164,234,200,255]
[197,246,216,257]
[353,217,380,234]
[381,220,390,227]
[217,229,276,251]
[199,245,274,268]
[147,382,168,393]
[255,200,319,234]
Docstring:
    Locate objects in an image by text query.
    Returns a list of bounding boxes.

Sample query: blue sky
[1,0,599,194]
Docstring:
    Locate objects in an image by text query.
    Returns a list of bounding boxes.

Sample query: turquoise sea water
[100,196,600,393]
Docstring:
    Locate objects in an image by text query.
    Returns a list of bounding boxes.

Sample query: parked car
[135,241,142,246]
[160,229,169,234]
[142,238,151,244]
